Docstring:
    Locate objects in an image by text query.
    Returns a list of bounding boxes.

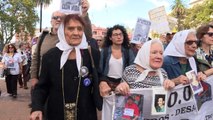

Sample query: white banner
[131,18,151,44]
[60,0,82,15]
[102,76,213,120]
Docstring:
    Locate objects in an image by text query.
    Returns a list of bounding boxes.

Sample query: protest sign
[60,0,82,15]
[131,18,151,44]
[113,94,144,120]
[148,6,170,34]
[186,70,203,94]
[152,87,167,115]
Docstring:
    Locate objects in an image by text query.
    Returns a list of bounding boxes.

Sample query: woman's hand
[30,111,42,120]
[174,75,189,85]
[163,79,175,90]
[197,72,206,81]
[115,82,130,96]
[81,0,89,17]
[99,81,111,97]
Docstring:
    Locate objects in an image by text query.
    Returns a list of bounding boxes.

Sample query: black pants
[18,65,29,87]
[6,75,18,95]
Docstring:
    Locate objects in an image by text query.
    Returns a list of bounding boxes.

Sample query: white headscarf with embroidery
[134,39,164,85]
[163,29,197,74]
[56,23,88,72]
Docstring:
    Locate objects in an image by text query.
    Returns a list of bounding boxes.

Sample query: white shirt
[107,55,123,78]
[2,53,22,75]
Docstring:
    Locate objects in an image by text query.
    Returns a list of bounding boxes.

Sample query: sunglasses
[205,32,213,37]
[185,40,199,45]
[52,16,63,20]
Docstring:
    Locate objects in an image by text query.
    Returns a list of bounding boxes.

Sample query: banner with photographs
[131,18,151,44]
[102,76,213,120]
[60,0,82,15]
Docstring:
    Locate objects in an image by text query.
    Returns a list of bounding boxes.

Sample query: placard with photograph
[60,0,82,15]
[151,87,167,115]
[186,70,203,94]
[131,18,151,44]
[113,94,144,120]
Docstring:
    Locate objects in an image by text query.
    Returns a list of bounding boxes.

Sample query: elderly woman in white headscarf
[30,14,102,120]
[116,39,175,95]
[162,30,206,85]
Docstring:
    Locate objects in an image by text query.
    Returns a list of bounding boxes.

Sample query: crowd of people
[1,42,32,98]
[0,0,212,120]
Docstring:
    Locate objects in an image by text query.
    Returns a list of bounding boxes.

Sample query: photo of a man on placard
[151,94,167,115]
[155,96,165,112]
[122,96,140,120]
[113,94,143,120]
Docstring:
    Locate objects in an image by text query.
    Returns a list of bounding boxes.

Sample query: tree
[0,0,38,51]
[35,0,52,32]
[183,0,213,28]
[170,0,186,31]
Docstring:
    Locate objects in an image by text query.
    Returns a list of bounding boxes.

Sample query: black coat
[31,47,102,120]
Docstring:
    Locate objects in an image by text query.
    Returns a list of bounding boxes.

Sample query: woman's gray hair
[188,30,197,38]
[151,39,164,50]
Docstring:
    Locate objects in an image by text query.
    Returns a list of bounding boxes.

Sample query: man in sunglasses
[30,0,93,91]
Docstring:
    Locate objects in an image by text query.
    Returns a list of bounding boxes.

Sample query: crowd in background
[0,0,212,120]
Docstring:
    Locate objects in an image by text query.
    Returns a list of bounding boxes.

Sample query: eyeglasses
[205,32,213,37]
[185,40,199,45]
[97,39,102,42]
[112,33,123,37]
[52,16,63,20]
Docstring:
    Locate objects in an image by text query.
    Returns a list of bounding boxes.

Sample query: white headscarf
[134,39,164,85]
[56,23,88,72]
[163,30,197,74]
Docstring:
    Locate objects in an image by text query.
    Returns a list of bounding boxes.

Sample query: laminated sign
[131,18,151,44]
[60,0,82,15]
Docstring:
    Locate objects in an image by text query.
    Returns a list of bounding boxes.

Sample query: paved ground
[0,78,31,120]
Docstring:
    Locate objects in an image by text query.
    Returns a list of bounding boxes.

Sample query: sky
[35,0,191,29]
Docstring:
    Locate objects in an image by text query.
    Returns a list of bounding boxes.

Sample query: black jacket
[31,47,102,120]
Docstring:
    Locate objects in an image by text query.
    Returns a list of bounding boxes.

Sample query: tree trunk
[40,1,43,32]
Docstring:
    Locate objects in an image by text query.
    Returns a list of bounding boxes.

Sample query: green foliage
[0,0,38,51]
[35,0,52,7]
[183,0,213,29]
[170,0,187,31]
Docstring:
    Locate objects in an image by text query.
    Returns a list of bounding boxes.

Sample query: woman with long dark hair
[99,25,135,97]
[2,44,22,98]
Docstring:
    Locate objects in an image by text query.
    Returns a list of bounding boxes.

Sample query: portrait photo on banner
[113,94,144,120]
[151,87,167,115]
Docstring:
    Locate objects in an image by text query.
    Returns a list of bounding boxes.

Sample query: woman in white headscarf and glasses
[30,14,102,120]
[162,30,206,85]
[116,39,175,95]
